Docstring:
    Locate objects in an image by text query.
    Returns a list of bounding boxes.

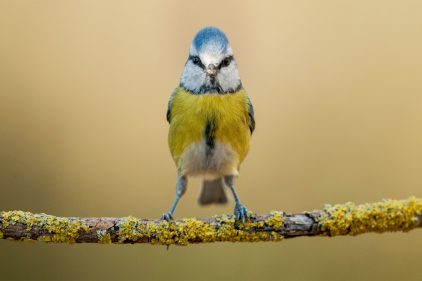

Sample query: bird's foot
[234,202,249,224]
[161,212,174,221]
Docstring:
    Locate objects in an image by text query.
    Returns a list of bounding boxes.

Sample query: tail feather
[198,177,227,205]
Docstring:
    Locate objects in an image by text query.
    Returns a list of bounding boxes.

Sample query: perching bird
[162,27,255,223]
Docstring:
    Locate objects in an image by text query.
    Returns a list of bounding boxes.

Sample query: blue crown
[193,27,229,53]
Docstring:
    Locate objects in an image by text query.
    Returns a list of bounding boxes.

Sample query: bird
[162,27,255,223]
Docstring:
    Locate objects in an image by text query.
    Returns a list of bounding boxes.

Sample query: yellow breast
[168,87,251,168]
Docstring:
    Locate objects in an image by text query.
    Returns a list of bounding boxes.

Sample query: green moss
[0,231,3,239]
[318,197,422,236]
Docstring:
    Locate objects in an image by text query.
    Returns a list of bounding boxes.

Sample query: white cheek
[180,61,206,92]
[217,62,241,92]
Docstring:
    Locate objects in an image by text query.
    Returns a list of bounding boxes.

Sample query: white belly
[180,140,239,179]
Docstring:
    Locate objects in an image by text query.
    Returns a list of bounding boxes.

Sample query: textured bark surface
[0,197,421,245]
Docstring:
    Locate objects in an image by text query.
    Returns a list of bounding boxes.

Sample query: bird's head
[180,27,242,94]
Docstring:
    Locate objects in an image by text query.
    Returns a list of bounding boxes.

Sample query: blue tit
[162,27,255,223]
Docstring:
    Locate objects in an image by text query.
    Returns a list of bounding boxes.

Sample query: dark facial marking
[189,55,205,69]
[181,54,241,94]
[180,81,243,95]
[218,56,233,69]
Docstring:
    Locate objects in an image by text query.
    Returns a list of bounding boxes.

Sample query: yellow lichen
[145,214,284,245]
[118,216,147,243]
[177,218,215,245]
[2,211,38,229]
[114,214,284,246]
[265,211,284,229]
[0,210,90,243]
[318,197,422,236]
[2,197,419,245]
[38,235,51,242]
[148,220,179,245]
[96,230,112,244]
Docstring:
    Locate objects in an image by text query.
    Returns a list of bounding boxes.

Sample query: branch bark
[0,197,421,245]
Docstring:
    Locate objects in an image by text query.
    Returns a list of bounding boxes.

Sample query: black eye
[221,57,232,67]
[191,56,200,65]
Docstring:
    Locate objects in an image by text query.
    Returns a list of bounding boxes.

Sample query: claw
[234,203,249,224]
[161,213,173,221]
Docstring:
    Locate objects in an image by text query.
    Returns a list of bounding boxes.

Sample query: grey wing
[246,95,255,134]
[166,91,177,123]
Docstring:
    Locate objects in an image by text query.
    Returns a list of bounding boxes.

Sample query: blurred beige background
[1,0,422,280]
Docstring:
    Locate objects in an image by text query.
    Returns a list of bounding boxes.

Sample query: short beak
[205,64,217,77]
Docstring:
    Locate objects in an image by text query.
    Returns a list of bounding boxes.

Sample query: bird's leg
[224,175,249,223]
[161,175,187,221]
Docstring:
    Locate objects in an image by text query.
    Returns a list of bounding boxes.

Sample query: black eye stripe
[188,55,205,69]
[218,56,233,69]
[187,55,233,69]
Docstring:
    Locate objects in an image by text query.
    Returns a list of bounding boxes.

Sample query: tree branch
[1,197,421,245]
